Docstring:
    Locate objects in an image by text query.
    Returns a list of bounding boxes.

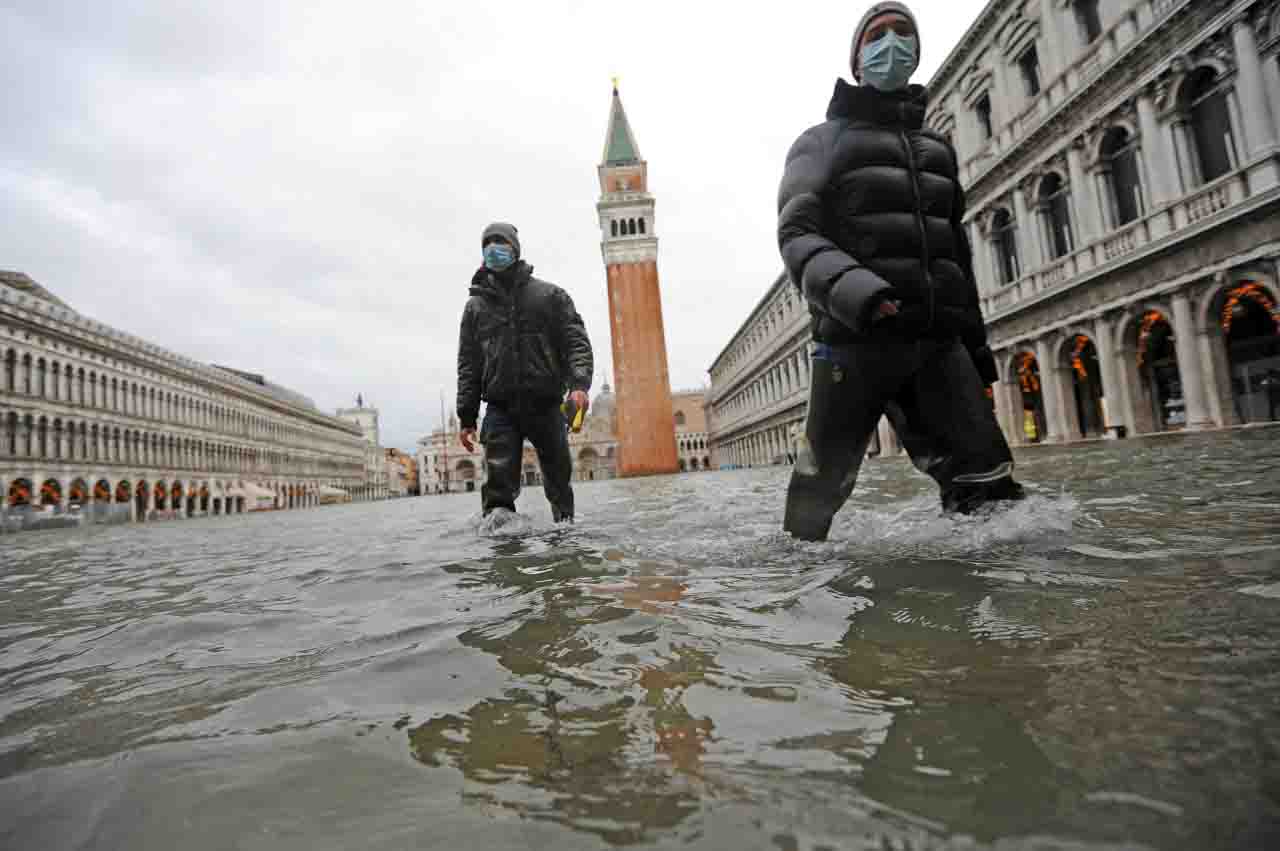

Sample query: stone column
[1013,182,1043,272]
[1092,170,1112,233]
[1134,89,1175,210]
[991,57,1013,133]
[1038,1,1065,86]
[1198,316,1231,427]
[1264,46,1280,145]
[1232,15,1279,159]
[1171,290,1213,430]
[1068,138,1100,246]
[993,368,1016,446]
[1092,315,1124,432]
[1231,14,1280,191]
[1035,338,1066,442]
[1002,370,1021,448]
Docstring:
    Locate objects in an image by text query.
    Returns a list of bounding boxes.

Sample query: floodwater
[2,429,1279,850]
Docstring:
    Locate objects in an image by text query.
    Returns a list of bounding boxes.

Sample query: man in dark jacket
[778,1,1025,541]
[456,222,593,522]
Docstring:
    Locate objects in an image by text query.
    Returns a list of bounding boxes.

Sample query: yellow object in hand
[561,398,586,433]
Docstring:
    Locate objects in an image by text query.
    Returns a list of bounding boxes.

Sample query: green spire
[603,84,641,166]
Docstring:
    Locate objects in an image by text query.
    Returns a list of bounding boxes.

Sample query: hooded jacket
[456,261,593,429]
[777,80,987,351]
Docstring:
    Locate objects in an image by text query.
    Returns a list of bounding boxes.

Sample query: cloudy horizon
[2,0,987,450]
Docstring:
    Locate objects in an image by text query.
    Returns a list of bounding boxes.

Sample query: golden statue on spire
[611,75,620,93]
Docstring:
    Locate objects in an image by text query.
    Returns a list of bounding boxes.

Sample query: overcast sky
[1,0,987,450]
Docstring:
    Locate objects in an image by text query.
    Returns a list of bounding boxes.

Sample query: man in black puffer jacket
[778,1,1025,541]
[456,222,593,522]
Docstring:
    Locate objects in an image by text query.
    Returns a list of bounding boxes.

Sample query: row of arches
[984,64,1243,288]
[609,217,646,238]
[721,422,797,468]
[723,348,810,421]
[0,413,361,478]
[0,474,344,524]
[997,278,1278,444]
[1,346,350,453]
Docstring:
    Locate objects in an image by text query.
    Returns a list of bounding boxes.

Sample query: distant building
[671,389,712,472]
[1,270,365,533]
[932,0,1279,441]
[565,381,619,482]
[336,401,388,499]
[418,381,714,493]
[417,415,481,494]
[383,448,415,497]
[706,273,828,469]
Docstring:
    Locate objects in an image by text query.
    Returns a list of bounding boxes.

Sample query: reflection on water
[2,429,1280,849]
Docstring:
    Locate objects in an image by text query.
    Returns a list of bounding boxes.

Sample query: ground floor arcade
[1,466,359,531]
[989,267,1279,446]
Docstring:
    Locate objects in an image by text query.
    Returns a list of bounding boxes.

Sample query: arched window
[1181,67,1237,185]
[610,220,617,237]
[628,218,637,235]
[1100,127,1143,227]
[638,217,646,234]
[991,208,1020,284]
[674,410,686,426]
[1074,0,1102,43]
[1038,173,1074,260]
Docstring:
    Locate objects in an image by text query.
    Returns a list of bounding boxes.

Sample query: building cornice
[926,0,1015,97]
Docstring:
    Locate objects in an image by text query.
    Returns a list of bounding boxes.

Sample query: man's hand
[460,427,477,453]
[872,299,900,322]
[568,389,589,415]
[970,345,999,387]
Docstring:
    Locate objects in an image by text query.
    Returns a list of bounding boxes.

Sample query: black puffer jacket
[456,261,593,429]
[777,80,987,351]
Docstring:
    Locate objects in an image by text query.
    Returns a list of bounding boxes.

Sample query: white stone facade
[707,274,818,468]
[336,405,389,499]
[418,418,483,494]
[937,0,1280,443]
[1,271,367,532]
[710,0,1280,456]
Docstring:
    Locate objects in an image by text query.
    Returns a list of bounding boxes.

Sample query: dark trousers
[784,338,1022,541]
[480,401,574,521]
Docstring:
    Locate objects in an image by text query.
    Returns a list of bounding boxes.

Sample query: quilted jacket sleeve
[777,124,895,333]
[456,301,483,429]
[554,288,593,394]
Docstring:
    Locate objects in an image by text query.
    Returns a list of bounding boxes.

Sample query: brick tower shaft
[596,84,678,476]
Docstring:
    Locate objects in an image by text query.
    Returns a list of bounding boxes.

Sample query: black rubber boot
[942,476,1027,515]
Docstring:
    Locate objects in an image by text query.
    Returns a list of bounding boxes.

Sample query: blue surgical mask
[860,31,918,92]
[483,243,515,271]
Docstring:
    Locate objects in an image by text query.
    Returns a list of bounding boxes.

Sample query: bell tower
[597,82,678,477]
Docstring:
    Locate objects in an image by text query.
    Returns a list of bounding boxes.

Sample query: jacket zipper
[899,129,935,332]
